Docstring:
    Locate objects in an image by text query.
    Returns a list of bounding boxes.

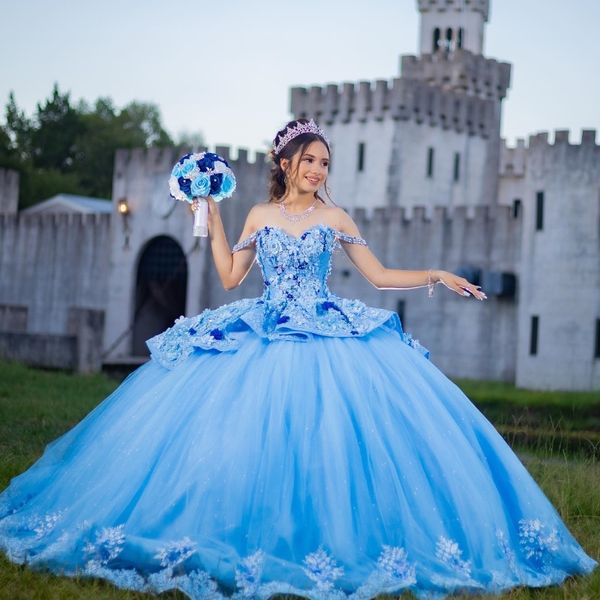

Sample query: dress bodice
[146,223,430,369]
[231,223,366,306]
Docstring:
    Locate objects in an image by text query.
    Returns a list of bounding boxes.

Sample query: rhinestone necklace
[279,198,318,223]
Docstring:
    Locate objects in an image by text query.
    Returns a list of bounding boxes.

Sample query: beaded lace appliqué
[0,503,596,600]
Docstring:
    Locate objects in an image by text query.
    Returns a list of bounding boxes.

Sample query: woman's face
[284,140,330,194]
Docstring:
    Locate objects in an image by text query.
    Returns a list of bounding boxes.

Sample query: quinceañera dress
[0,223,597,600]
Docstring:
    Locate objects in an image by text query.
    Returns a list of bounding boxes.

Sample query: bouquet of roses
[169,152,236,237]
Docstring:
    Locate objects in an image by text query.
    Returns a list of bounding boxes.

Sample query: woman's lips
[306,177,320,184]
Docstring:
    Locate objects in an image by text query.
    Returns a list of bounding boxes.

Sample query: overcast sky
[1,0,599,154]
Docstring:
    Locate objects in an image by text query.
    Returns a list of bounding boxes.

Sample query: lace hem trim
[0,514,596,600]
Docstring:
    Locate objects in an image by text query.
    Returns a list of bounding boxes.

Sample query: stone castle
[0,0,598,390]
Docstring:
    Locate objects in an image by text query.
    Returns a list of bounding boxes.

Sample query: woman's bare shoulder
[241,201,272,232]
[326,206,352,230]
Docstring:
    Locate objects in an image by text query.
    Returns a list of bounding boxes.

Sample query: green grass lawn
[0,360,598,599]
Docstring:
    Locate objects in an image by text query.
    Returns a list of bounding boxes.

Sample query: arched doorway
[132,235,188,356]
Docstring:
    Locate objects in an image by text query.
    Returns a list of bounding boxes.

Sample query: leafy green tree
[0,85,179,208]
[30,83,83,172]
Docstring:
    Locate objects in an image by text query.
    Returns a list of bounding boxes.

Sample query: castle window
[512,198,521,218]
[433,27,441,52]
[357,142,365,172]
[426,147,434,178]
[396,299,405,324]
[446,28,453,52]
[535,191,544,230]
[529,315,539,356]
[457,27,464,49]
[595,318,600,359]
[453,152,460,182]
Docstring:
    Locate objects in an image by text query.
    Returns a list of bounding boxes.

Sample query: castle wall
[0,168,19,214]
[516,129,600,390]
[0,212,110,335]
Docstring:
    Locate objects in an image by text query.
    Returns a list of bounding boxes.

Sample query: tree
[0,86,181,208]
[30,83,83,172]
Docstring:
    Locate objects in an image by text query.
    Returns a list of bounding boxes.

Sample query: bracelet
[427,269,434,298]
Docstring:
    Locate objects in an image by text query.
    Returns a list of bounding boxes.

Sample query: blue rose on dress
[191,173,211,198]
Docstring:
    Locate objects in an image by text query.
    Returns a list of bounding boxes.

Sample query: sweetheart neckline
[255,223,338,241]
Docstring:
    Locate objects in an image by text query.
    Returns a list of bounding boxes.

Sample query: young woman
[0,119,596,600]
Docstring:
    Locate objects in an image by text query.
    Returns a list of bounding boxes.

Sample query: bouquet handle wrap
[193,198,208,237]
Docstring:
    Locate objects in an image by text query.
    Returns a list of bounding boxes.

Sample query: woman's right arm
[203,197,259,291]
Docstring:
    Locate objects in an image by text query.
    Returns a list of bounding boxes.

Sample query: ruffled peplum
[146,294,430,370]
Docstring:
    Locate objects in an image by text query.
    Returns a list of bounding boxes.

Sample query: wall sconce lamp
[118,197,131,249]
[118,197,129,216]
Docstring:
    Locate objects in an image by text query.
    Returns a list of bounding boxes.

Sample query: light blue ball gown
[0,223,597,600]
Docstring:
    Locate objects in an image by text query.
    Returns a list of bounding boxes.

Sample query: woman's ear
[280,158,289,173]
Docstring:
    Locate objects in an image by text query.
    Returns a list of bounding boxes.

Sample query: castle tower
[417,0,489,56]
[290,0,510,214]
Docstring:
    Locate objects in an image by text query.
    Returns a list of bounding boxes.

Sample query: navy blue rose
[197,155,215,170]
[210,173,223,194]
[178,177,192,196]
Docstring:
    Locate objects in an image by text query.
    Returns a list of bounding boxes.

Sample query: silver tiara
[273,119,329,155]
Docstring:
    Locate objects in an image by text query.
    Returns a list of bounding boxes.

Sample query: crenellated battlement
[524,129,600,185]
[417,0,490,20]
[499,138,526,176]
[348,203,513,226]
[527,128,598,149]
[400,50,511,100]
[291,77,496,137]
[113,145,269,178]
[0,168,19,214]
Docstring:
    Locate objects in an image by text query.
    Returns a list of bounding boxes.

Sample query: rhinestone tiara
[273,119,329,155]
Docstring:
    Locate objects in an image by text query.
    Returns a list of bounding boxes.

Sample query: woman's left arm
[334,208,487,301]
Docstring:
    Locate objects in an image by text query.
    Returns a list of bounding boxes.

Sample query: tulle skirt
[0,324,597,599]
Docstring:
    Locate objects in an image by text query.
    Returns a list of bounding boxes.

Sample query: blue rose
[220,173,236,197]
[180,159,197,177]
[197,155,215,171]
[209,173,223,194]
[178,153,193,164]
[191,173,211,197]
[178,176,192,197]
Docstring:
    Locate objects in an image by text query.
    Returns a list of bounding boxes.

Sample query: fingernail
[463,291,470,296]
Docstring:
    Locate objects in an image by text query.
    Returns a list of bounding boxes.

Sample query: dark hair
[268,118,335,206]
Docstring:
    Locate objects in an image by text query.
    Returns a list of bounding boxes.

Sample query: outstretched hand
[436,271,487,300]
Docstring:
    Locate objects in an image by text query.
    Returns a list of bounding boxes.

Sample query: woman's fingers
[459,280,487,300]
[442,273,487,300]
